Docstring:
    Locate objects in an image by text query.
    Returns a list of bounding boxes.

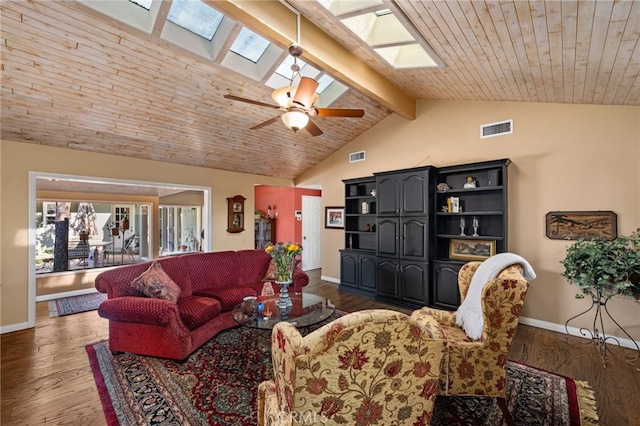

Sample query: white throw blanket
[455,253,536,340]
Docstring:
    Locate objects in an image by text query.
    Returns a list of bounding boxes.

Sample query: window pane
[316,74,334,93]
[129,0,152,10]
[275,55,307,79]
[230,27,270,63]
[167,0,223,41]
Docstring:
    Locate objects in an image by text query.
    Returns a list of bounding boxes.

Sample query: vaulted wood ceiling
[2,1,639,180]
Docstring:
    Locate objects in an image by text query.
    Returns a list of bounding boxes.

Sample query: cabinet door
[377,258,399,299]
[359,254,377,292]
[400,171,430,215]
[432,262,462,309]
[377,217,400,257]
[399,260,429,305]
[340,252,358,289]
[376,175,399,215]
[401,217,429,261]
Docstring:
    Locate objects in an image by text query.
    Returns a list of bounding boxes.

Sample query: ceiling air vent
[349,150,365,163]
[481,119,513,139]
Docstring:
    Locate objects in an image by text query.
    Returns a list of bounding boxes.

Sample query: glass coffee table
[232,292,335,330]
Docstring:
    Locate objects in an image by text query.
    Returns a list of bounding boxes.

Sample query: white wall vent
[481,119,513,139]
[349,150,365,163]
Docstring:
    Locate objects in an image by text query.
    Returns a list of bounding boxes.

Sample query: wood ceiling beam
[210,0,416,120]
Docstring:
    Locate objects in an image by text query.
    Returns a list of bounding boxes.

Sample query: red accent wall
[255,185,321,245]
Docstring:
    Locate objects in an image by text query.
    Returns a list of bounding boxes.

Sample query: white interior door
[301,195,322,271]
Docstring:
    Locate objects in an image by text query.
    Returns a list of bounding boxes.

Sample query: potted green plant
[561,230,640,300]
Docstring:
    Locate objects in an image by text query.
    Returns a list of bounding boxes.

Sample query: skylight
[316,74,335,93]
[229,28,270,63]
[167,0,223,41]
[318,0,443,69]
[129,0,152,10]
[341,12,414,47]
[376,45,438,69]
[317,0,384,16]
[85,0,353,108]
[275,55,308,80]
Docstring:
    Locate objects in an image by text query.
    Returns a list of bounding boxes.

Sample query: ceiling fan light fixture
[272,86,296,108]
[281,110,309,132]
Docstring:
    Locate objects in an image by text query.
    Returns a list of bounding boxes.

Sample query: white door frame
[301,195,322,271]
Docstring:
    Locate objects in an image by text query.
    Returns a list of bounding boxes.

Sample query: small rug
[49,292,107,317]
[87,321,598,426]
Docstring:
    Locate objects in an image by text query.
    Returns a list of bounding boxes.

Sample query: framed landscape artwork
[325,206,345,229]
[545,211,617,240]
[450,239,496,260]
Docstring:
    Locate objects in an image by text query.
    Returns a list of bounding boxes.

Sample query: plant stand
[565,289,640,368]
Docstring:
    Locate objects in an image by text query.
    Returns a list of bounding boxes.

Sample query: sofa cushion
[237,249,272,286]
[95,256,192,298]
[263,259,276,281]
[155,256,193,297]
[177,296,221,330]
[193,286,257,311]
[183,251,241,291]
[131,262,182,303]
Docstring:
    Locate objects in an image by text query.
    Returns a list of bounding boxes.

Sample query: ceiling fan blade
[224,94,280,110]
[292,77,319,108]
[315,108,365,118]
[250,116,281,130]
[305,118,323,136]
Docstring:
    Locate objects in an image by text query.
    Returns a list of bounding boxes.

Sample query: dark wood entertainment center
[340,159,510,310]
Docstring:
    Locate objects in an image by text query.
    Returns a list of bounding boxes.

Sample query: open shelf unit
[344,177,377,252]
[431,159,510,309]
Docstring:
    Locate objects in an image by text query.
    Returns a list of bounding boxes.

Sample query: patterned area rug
[87,320,598,426]
[49,292,107,317]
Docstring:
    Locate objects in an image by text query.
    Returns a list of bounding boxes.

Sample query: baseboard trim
[3,289,101,334]
[520,316,639,350]
[321,275,340,284]
[35,287,99,302]
[1,322,29,334]
[318,274,639,350]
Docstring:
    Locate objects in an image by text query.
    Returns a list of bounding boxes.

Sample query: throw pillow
[131,262,182,303]
[262,259,276,282]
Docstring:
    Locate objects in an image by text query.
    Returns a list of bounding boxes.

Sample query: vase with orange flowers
[265,242,302,308]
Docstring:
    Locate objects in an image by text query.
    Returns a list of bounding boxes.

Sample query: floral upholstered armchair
[257,309,447,426]
[411,261,532,426]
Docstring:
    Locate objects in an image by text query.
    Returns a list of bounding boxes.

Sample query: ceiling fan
[224,44,365,136]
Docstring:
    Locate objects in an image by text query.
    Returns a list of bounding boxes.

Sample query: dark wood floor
[2,270,639,425]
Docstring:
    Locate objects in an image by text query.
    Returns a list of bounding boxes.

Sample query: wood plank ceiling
[2,1,639,181]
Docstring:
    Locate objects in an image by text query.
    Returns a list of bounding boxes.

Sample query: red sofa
[95,250,309,360]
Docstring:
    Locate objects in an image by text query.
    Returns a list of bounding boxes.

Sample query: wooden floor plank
[2,269,638,425]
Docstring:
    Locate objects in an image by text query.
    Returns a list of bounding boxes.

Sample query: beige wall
[297,100,640,341]
[0,140,292,329]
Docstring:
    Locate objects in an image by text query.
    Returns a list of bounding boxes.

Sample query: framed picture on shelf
[325,206,345,229]
[449,238,496,260]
